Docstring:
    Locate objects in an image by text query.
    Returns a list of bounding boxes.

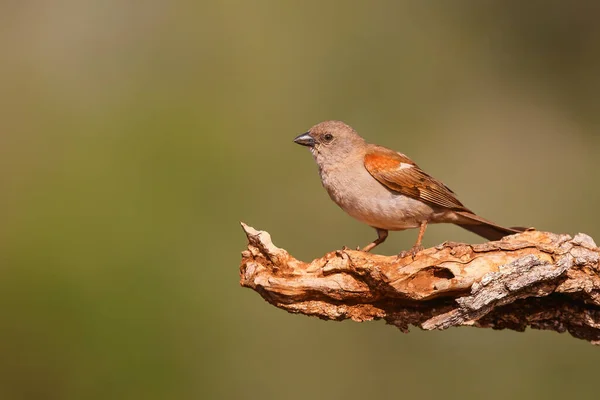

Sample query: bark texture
[239,223,600,344]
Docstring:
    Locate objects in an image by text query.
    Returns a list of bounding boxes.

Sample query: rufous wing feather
[363,146,470,212]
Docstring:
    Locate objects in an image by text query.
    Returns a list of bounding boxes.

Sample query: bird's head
[294,120,366,165]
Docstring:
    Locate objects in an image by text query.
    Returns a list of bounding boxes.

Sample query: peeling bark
[239,223,600,344]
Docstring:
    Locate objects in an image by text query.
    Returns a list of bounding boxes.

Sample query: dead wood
[239,223,600,344]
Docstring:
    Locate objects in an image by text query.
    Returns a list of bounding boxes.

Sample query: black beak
[293,132,315,147]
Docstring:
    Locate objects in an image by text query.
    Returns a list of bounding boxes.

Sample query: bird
[293,120,525,255]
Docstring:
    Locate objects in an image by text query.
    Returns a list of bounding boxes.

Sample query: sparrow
[294,120,525,254]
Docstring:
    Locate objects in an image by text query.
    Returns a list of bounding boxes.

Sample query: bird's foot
[340,245,360,252]
[397,245,424,260]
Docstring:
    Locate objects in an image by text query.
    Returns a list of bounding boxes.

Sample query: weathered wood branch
[239,223,600,344]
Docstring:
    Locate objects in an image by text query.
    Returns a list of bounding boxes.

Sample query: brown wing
[364,146,470,212]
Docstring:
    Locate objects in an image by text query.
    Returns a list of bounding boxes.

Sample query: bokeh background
[2,1,600,399]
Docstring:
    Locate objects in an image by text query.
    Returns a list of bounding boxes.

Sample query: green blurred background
[2,1,600,399]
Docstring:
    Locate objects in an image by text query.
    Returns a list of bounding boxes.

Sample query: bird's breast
[319,163,438,230]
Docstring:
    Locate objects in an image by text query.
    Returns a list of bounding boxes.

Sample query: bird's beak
[293,132,315,147]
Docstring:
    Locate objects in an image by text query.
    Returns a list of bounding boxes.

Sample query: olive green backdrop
[1,1,599,399]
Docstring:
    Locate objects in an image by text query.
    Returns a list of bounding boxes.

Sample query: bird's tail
[454,211,527,241]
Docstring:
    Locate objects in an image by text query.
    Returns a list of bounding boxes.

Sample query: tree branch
[239,223,600,344]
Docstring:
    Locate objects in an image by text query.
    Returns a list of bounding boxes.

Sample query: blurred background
[1,1,600,399]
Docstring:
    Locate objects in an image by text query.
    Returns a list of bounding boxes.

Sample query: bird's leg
[413,220,428,250]
[398,221,428,258]
[361,228,388,252]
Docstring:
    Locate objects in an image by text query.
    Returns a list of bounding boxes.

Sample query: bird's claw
[397,245,424,260]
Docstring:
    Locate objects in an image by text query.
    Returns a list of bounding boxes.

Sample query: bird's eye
[323,133,334,142]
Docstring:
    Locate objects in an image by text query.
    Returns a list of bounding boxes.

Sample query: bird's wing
[364,146,470,211]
